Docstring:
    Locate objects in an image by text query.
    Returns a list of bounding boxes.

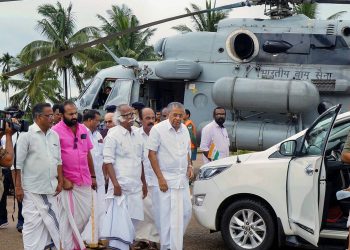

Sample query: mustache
[147,122,154,127]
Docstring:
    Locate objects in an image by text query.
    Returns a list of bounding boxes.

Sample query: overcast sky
[0,0,349,109]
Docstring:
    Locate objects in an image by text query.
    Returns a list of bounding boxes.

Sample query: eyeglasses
[73,137,78,149]
[120,112,134,118]
[40,114,54,119]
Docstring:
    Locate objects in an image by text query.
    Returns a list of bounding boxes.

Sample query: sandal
[147,241,158,250]
[133,241,149,250]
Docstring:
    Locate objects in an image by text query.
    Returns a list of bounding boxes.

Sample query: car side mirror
[279,140,297,156]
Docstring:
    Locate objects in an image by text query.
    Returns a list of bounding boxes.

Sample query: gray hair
[113,104,129,125]
[167,102,184,112]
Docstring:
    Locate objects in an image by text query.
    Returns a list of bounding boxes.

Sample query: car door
[286,104,341,246]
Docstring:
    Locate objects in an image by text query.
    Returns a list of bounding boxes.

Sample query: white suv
[193,105,350,250]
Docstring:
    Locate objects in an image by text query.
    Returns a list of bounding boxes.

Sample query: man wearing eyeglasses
[148,102,193,250]
[102,104,147,250]
[52,100,97,250]
[14,103,63,250]
[100,112,115,138]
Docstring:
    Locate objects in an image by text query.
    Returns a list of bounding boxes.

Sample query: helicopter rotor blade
[314,0,350,3]
[5,0,252,77]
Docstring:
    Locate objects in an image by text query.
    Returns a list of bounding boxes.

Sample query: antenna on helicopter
[102,44,139,68]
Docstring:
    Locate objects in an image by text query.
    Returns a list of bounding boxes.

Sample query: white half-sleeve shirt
[147,119,190,189]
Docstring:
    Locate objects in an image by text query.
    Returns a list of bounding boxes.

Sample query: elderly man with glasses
[148,102,193,250]
[102,104,147,250]
[52,100,97,250]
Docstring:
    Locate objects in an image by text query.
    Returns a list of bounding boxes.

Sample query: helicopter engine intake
[212,77,320,113]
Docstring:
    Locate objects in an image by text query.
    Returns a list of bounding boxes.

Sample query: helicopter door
[286,105,341,246]
[103,79,133,108]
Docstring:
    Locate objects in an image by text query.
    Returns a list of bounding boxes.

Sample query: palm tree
[8,65,63,112]
[87,4,156,72]
[295,3,347,19]
[20,1,99,98]
[172,0,229,33]
[0,53,14,106]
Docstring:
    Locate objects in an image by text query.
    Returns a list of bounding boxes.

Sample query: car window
[328,121,350,145]
[301,111,336,156]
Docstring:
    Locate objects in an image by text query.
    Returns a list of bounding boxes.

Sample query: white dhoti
[22,191,60,250]
[135,186,160,243]
[59,185,92,250]
[82,189,105,247]
[153,183,192,250]
[101,195,136,250]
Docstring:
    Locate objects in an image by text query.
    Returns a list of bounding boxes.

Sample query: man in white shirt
[200,107,230,163]
[148,102,193,250]
[82,109,105,248]
[102,104,147,250]
[135,108,159,249]
[14,103,63,250]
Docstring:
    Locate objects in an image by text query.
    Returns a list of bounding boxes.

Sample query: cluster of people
[0,100,231,250]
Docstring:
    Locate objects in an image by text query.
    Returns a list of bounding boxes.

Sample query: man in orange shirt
[184,109,197,161]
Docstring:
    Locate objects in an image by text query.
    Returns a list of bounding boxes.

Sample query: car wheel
[221,199,275,250]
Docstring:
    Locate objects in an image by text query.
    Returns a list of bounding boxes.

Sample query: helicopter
[6,0,350,151]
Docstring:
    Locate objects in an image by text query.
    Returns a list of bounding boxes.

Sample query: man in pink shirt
[52,100,96,250]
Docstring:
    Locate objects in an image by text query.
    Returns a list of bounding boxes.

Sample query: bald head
[104,112,115,129]
[141,108,155,134]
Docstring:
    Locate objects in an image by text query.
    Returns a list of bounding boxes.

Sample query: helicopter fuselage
[77,14,350,151]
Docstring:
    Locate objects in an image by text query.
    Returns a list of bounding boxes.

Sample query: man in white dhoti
[134,108,159,249]
[53,101,97,250]
[148,102,194,250]
[81,109,105,248]
[102,104,148,250]
[14,103,63,250]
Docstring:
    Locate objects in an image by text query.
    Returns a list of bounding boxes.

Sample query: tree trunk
[63,67,68,100]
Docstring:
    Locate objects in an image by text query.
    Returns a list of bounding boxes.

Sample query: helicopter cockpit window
[92,78,117,109]
[79,77,102,108]
[104,79,133,108]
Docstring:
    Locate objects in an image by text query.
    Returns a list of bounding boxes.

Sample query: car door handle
[305,165,314,176]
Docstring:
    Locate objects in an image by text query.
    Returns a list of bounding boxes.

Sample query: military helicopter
[6,0,350,151]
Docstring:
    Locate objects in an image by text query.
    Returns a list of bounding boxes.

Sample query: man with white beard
[134,108,159,249]
[148,102,193,250]
[102,104,147,250]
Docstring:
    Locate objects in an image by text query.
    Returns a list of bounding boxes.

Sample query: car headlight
[197,165,231,180]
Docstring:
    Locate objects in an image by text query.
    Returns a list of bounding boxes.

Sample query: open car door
[286,104,341,246]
